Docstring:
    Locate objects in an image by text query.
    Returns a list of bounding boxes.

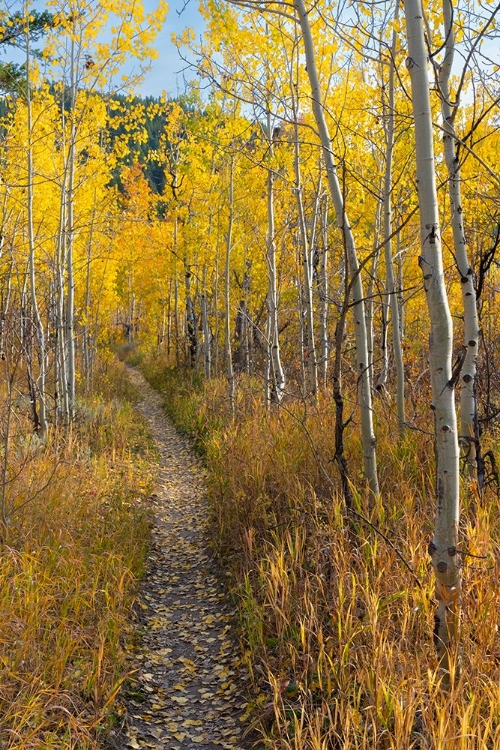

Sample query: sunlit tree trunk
[26,24,47,438]
[367,192,383,394]
[55,172,69,421]
[174,273,180,367]
[403,0,461,677]
[185,263,198,367]
[201,267,211,379]
[438,0,479,479]
[65,32,77,422]
[293,117,317,399]
[294,0,379,496]
[225,157,235,413]
[266,110,285,405]
[381,6,405,434]
[82,205,95,391]
[318,193,329,388]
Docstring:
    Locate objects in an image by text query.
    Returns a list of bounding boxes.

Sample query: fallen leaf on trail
[171,695,189,705]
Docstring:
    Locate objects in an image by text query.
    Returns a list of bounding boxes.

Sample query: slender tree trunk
[55,187,68,421]
[438,0,479,479]
[294,0,379,496]
[83,204,96,391]
[403,0,461,677]
[185,264,198,367]
[174,273,180,367]
[225,158,235,413]
[293,117,318,398]
[381,7,406,434]
[266,111,285,405]
[167,278,172,358]
[201,267,211,379]
[65,32,77,422]
[26,29,47,438]
[367,192,383,393]
[235,262,251,375]
[396,224,405,340]
[319,194,329,388]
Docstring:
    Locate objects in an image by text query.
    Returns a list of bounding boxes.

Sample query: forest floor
[108,367,252,750]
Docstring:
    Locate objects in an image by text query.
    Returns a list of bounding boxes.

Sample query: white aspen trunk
[403,0,461,675]
[294,0,379,496]
[264,309,272,407]
[26,26,47,438]
[83,204,96,391]
[185,264,198,367]
[438,0,479,478]
[381,7,406,434]
[297,276,307,396]
[214,233,220,378]
[65,32,77,422]
[129,285,136,344]
[225,158,235,414]
[367,192,383,394]
[55,177,69,422]
[266,111,285,404]
[167,278,172,358]
[396,225,405,340]
[293,118,318,398]
[319,194,329,389]
[174,273,180,367]
[201,267,211,379]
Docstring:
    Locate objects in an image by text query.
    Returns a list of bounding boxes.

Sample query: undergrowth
[142,356,500,749]
[0,358,155,749]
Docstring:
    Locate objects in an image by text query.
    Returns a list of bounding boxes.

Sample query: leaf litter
[108,368,252,750]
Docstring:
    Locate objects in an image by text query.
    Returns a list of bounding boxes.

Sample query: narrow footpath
[111,368,251,750]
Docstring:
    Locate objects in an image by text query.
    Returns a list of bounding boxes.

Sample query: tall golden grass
[0,360,154,749]
[143,358,500,749]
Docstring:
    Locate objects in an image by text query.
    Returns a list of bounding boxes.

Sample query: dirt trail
[111,368,251,750]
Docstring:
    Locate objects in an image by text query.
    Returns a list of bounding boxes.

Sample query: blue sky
[0,0,204,98]
[140,0,205,97]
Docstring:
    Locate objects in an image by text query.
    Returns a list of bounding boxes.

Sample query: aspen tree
[265,108,286,405]
[403,0,461,675]
[225,156,236,413]
[294,0,379,496]
[381,3,405,435]
[64,26,77,422]
[318,193,329,388]
[25,16,47,438]
[437,0,479,478]
[292,114,318,399]
[201,269,212,379]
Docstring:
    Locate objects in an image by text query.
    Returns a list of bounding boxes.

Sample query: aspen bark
[403,0,461,675]
[293,119,318,398]
[82,206,95,391]
[65,55,76,422]
[367,193,383,394]
[294,0,379,496]
[185,264,198,367]
[438,0,479,478]
[318,194,329,388]
[381,7,406,434]
[174,273,180,367]
[26,26,47,438]
[55,172,69,421]
[265,111,285,405]
[201,267,211,379]
[225,158,235,413]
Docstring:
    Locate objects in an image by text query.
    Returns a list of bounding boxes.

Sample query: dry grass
[0,359,155,749]
[143,358,500,749]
